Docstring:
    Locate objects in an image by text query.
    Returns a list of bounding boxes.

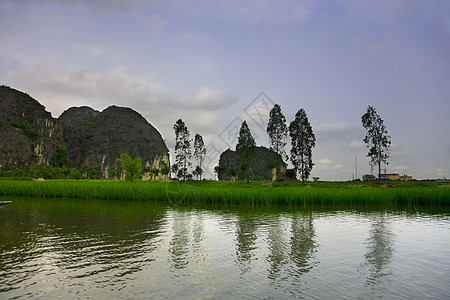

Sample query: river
[1,197,449,299]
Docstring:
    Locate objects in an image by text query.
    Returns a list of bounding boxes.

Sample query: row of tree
[221,104,391,182]
[170,106,317,182]
[235,105,316,182]
[172,119,207,181]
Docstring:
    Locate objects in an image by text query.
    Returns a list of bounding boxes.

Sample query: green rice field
[0,179,448,206]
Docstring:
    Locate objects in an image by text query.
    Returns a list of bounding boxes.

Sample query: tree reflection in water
[234,213,259,275]
[289,213,317,275]
[168,210,191,270]
[266,215,290,282]
[361,212,395,288]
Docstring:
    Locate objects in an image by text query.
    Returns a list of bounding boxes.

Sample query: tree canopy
[361,105,391,181]
[193,133,207,180]
[116,153,142,182]
[289,108,316,182]
[236,120,256,182]
[267,104,288,180]
[173,119,192,181]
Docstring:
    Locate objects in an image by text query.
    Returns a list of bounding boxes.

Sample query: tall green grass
[0,180,448,206]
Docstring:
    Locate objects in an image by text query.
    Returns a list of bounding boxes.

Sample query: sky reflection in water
[1,198,449,299]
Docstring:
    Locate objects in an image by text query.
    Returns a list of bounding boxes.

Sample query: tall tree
[173,119,192,181]
[289,108,316,182]
[267,104,288,180]
[193,133,207,180]
[361,105,391,181]
[236,120,256,183]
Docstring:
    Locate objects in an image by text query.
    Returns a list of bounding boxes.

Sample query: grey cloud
[34,0,140,12]
[314,122,363,143]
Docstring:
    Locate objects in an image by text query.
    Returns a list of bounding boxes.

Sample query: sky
[1,0,449,180]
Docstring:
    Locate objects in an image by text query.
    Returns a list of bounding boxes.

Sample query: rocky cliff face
[217,147,287,181]
[1,86,170,176]
[0,86,64,166]
[59,105,170,174]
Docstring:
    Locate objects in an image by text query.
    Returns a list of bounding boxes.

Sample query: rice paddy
[0,179,448,206]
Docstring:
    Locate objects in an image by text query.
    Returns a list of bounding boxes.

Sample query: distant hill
[0,86,64,166]
[0,86,170,178]
[217,147,287,181]
[59,105,170,174]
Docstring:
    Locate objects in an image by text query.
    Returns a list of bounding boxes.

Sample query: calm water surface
[1,197,449,299]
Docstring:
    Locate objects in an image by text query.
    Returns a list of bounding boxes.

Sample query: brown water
[1,197,449,299]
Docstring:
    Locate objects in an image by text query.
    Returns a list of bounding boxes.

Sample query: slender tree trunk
[183,155,186,181]
[378,156,381,182]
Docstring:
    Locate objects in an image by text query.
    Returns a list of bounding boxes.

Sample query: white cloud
[392,165,410,171]
[314,158,344,172]
[315,122,351,135]
[0,58,178,118]
[0,57,238,142]
[317,158,333,165]
[187,87,237,111]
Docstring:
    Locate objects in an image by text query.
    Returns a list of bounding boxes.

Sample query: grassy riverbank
[1,179,449,206]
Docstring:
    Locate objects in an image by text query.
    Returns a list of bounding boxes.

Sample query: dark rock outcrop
[0,86,64,166]
[1,86,170,178]
[59,105,170,174]
[217,147,287,181]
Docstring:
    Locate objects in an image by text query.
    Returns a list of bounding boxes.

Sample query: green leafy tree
[160,163,170,179]
[236,120,256,183]
[285,168,297,181]
[214,165,225,180]
[20,120,36,138]
[289,108,316,182]
[267,104,288,180]
[192,165,203,180]
[193,133,207,180]
[150,167,160,180]
[173,119,192,181]
[361,105,391,181]
[87,165,102,179]
[106,166,119,179]
[116,153,142,182]
[50,145,69,167]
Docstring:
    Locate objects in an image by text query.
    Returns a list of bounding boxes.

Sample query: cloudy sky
[1,0,449,180]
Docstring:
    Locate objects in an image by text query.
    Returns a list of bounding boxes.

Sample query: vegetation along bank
[0,180,448,206]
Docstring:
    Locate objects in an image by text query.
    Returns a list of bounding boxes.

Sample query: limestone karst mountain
[0,86,64,166]
[59,105,170,176]
[0,86,170,178]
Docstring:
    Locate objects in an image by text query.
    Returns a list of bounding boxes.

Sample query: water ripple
[1,199,449,299]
